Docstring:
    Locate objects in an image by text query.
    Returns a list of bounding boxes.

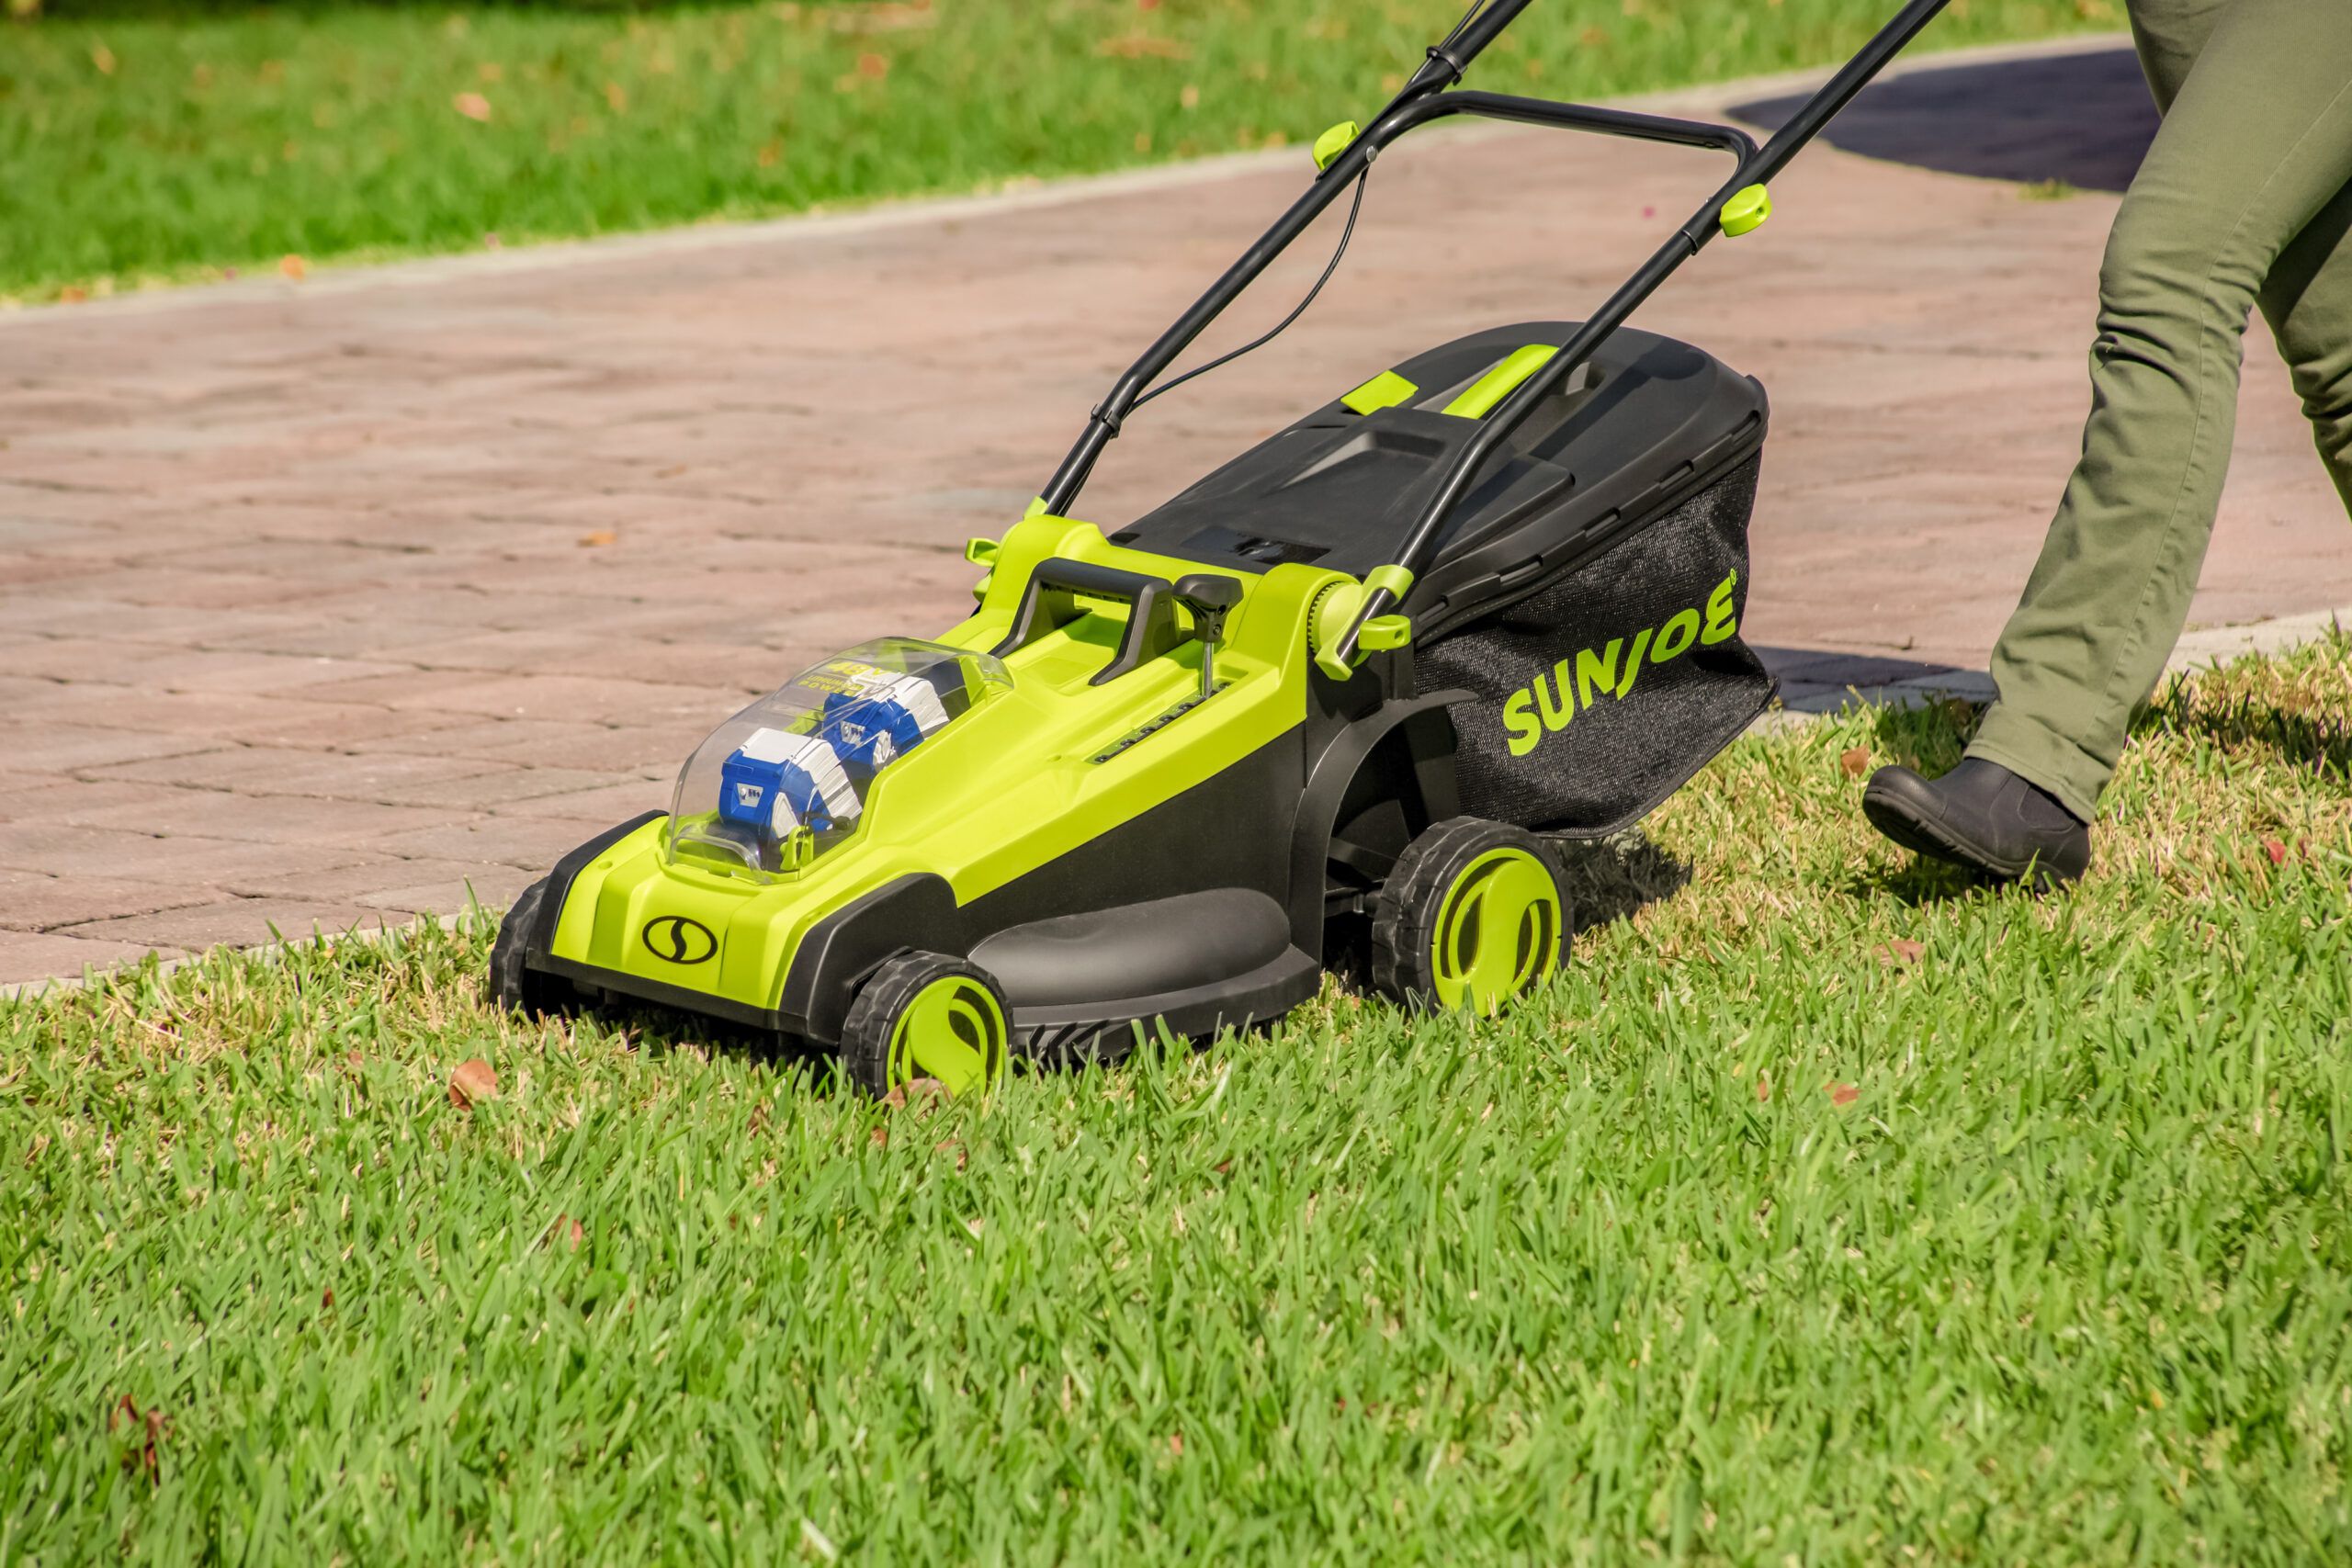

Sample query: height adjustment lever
[1172,573,1243,699]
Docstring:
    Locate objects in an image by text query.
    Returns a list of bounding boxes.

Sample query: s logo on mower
[641,915,718,965]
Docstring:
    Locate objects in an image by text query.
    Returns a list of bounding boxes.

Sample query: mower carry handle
[1023,557,1169,606]
[988,557,1196,687]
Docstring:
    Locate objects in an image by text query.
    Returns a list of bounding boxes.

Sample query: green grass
[6,636,2348,1562]
[0,0,2116,302]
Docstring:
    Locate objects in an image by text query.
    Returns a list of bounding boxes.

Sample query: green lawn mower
[492,0,1956,1095]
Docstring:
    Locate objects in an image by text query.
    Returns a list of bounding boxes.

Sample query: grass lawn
[1,0,2116,303]
[5,636,2348,1562]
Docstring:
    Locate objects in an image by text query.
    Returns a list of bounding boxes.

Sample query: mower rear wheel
[1371,818,1569,1015]
[840,951,1011,1100]
[488,876,562,1017]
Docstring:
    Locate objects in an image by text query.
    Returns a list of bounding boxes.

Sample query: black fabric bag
[1419,452,1774,836]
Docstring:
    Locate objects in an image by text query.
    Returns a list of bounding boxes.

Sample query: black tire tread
[1369,816,1569,1011]
[488,876,560,1016]
[839,950,1008,1099]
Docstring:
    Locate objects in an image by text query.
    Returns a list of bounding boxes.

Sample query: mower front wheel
[840,951,1011,1100]
[1371,818,1570,1015]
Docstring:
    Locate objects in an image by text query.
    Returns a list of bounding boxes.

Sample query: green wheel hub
[1428,846,1563,1012]
[885,973,1008,1096]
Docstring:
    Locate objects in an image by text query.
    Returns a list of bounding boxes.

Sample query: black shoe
[1862,757,2091,888]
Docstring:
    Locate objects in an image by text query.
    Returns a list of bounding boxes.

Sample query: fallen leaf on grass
[1827,1082,1860,1107]
[1168,1431,1184,1456]
[448,1058,499,1108]
[454,91,492,122]
[109,1396,168,1484]
[91,43,117,75]
[1840,746,1871,778]
[881,1077,946,1111]
[1755,1074,1770,1103]
[1876,939,1926,967]
[856,51,888,78]
[278,254,306,280]
[577,529,617,547]
[545,1213,585,1249]
[867,1125,888,1149]
[2262,837,2288,865]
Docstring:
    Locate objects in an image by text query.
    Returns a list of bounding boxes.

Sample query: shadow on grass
[1549,830,1694,937]
[2137,682,2352,780]
[1849,856,1990,909]
[560,991,836,1082]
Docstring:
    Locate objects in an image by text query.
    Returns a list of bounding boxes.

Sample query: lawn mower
[492,0,1956,1094]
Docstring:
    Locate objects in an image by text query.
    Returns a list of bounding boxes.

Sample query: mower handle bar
[1031,0,1953,660]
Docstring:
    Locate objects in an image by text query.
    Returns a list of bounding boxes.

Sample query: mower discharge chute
[492,0,1957,1094]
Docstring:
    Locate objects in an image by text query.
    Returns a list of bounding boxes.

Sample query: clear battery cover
[666,637,1012,881]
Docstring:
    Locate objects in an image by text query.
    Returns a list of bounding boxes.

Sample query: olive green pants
[1968,0,2352,821]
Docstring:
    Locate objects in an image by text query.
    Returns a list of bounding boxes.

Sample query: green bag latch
[1313,119,1361,172]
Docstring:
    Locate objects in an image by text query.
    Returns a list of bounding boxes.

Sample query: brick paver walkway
[6,36,2349,985]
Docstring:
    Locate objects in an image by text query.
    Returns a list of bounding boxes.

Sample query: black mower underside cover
[1121,321,1777,836]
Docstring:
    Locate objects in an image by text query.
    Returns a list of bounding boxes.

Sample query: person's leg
[2260,182,2352,517]
[2137,0,2352,535]
[1966,0,2352,823]
[2123,0,2228,113]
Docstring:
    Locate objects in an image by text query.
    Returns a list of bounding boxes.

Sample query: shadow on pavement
[1733,45,2157,193]
[1756,645,1995,716]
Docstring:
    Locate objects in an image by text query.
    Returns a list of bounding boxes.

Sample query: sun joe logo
[1499,570,1741,758]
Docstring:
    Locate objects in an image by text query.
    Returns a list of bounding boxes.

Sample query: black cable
[1125,3,1470,414]
[1439,0,1489,49]
[1131,166,1370,412]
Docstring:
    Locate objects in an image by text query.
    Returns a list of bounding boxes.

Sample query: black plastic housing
[1114,321,1767,637]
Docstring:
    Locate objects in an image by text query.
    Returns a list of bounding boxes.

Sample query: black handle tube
[1332,0,1951,661]
[1425,91,1758,163]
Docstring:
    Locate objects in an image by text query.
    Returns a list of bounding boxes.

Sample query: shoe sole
[1861,779,2078,893]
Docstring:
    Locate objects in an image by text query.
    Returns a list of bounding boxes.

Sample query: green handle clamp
[1310,564,1414,679]
[1313,119,1362,172]
[1719,184,1771,237]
